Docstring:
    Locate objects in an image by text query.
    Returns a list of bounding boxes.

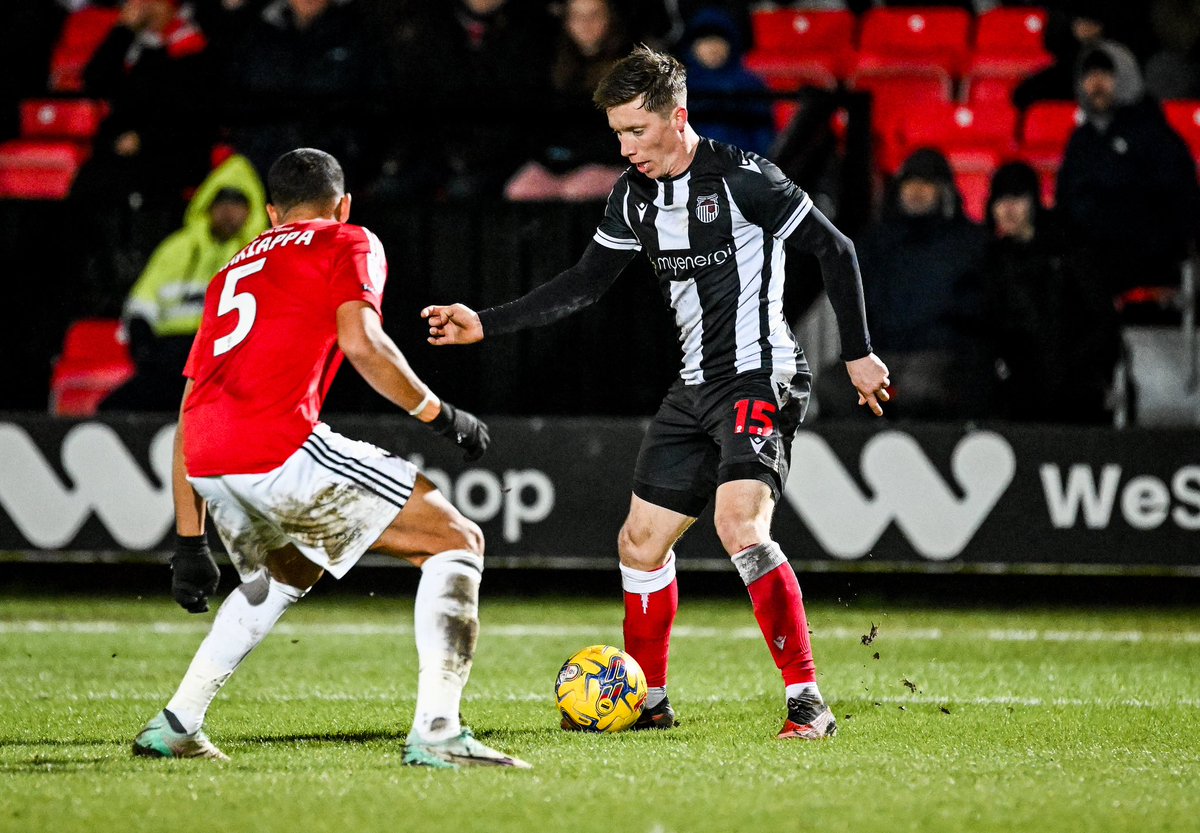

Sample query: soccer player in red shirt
[132,148,529,769]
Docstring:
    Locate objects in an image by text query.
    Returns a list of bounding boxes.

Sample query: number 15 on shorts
[733,399,775,437]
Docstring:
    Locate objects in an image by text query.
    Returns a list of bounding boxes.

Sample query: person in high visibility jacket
[103,153,268,411]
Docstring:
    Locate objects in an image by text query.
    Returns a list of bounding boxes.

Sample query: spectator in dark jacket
[76,0,213,205]
[1144,0,1200,100]
[68,0,214,317]
[679,7,775,157]
[819,148,991,419]
[222,0,385,183]
[1012,0,1106,111]
[504,0,633,200]
[381,0,554,199]
[982,162,1120,424]
[1056,40,1200,297]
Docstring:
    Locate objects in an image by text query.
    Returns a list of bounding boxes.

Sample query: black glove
[170,534,220,614]
[427,401,490,462]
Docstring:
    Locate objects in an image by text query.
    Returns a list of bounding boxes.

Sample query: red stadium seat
[746,10,857,85]
[855,8,973,76]
[1163,100,1200,161]
[948,150,1001,223]
[759,66,838,94]
[1019,101,1081,154]
[963,64,1051,108]
[49,319,135,417]
[0,140,89,200]
[750,58,840,92]
[1017,102,1081,208]
[973,8,1050,58]
[773,101,800,133]
[19,99,107,141]
[964,73,1017,107]
[963,10,1053,109]
[49,7,120,93]
[849,65,954,170]
[1025,157,1060,208]
[898,101,1018,158]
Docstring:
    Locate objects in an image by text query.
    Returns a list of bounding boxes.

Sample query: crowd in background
[0,0,1198,425]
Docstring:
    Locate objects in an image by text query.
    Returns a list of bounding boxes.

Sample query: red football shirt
[182,219,386,476]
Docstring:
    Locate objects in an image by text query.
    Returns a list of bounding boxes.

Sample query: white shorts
[189,424,418,580]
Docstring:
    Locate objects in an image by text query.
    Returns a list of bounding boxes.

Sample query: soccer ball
[555,644,648,732]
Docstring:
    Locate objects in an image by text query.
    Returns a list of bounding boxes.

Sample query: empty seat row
[0,99,107,200]
[748,7,1052,85]
[49,319,134,417]
[889,99,1200,222]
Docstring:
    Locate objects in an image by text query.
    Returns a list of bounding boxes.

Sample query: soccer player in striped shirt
[423,47,890,739]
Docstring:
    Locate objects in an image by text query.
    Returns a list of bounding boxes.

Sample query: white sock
[785,682,822,704]
[166,573,305,734]
[645,686,667,709]
[411,550,483,742]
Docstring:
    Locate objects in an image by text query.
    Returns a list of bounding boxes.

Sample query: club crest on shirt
[695,193,720,223]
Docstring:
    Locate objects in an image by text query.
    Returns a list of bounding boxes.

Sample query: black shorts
[633,371,811,517]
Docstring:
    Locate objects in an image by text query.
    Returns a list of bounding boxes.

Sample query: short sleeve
[183,329,200,378]
[592,176,642,251]
[183,273,222,378]
[330,225,386,315]
[727,152,814,241]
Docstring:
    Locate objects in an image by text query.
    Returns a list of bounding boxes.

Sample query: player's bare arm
[170,378,220,613]
[172,379,206,535]
[338,300,490,460]
[338,301,441,419]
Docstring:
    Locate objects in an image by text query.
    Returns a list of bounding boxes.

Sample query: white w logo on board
[784,431,1016,560]
[0,423,175,549]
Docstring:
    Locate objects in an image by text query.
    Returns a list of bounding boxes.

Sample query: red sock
[620,559,679,688]
[746,562,815,685]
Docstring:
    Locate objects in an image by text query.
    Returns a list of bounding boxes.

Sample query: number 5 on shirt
[213,258,266,356]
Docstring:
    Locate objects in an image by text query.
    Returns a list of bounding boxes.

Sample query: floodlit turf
[1,591,1198,833]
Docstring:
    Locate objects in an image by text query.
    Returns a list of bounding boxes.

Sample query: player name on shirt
[225,226,317,269]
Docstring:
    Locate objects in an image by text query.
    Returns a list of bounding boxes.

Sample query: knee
[266,549,324,591]
[617,522,668,571]
[455,518,485,558]
[713,509,768,556]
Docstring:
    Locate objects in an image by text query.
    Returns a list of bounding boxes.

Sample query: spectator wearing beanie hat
[980,161,1120,424]
[1056,39,1200,297]
[815,148,992,420]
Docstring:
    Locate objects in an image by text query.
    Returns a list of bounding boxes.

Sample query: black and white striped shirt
[479,138,871,384]
[594,139,820,384]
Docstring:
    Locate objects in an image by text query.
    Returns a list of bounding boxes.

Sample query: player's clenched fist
[421,303,484,345]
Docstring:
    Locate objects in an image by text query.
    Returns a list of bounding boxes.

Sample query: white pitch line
[0,621,1198,644]
[5,690,1200,710]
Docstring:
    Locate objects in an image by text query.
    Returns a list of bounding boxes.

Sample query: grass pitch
[0,589,1197,833]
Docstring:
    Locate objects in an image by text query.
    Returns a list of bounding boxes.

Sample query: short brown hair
[593,44,686,115]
